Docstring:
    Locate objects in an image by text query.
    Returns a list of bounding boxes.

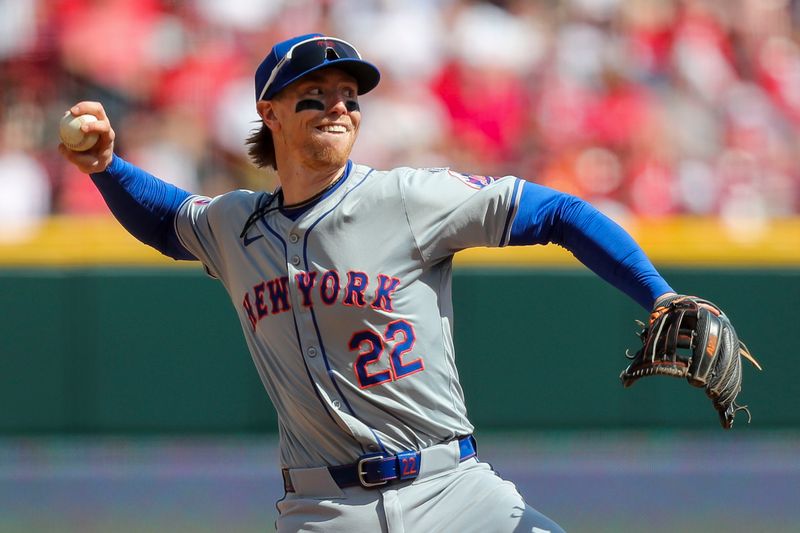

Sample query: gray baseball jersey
[175,164,522,468]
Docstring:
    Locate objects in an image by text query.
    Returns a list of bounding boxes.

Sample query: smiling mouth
[316,124,348,134]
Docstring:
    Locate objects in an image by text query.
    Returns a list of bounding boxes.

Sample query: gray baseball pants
[277,439,565,532]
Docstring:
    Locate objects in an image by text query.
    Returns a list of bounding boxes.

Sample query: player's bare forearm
[57,101,115,174]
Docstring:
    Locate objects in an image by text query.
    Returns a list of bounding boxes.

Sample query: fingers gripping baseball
[58,102,116,174]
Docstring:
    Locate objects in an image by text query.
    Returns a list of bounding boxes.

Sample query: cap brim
[265,58,381,100]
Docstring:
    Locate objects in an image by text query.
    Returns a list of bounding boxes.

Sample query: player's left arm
[509,181,674,310]
[511,182,763,428]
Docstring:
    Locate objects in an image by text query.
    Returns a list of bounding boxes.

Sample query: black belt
[283,435,477,492]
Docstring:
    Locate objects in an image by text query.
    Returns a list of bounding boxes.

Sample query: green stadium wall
[1,266,796,434]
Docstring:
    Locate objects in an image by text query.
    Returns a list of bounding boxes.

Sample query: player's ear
[257,100,280,132]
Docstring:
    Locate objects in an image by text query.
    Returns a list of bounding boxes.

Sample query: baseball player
[59,33,681,532]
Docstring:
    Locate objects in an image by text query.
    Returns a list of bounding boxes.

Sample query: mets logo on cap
[448,170,496,190]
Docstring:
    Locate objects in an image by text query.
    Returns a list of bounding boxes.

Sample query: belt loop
[282,468,294,492]
[460,435,477,460]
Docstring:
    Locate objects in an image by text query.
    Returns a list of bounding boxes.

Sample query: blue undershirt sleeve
[89,154,196,260]
[509,181,673,310]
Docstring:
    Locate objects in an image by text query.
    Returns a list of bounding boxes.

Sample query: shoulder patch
[448,170,496,190]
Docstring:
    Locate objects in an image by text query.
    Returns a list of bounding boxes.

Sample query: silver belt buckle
[357,454,389,488]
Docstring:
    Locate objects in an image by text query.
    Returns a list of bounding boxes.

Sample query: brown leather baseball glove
[620,294,762,429]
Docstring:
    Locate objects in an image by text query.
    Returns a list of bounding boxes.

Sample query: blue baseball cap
[254,33,381,101]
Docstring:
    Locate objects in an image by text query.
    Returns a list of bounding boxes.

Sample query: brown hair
[245,122,277,170]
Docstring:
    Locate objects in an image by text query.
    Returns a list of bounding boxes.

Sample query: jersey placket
[281,200,389,457]
[284,221,350,422]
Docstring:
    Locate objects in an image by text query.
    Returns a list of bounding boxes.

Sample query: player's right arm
[57,102,115,174]
[58,101,196,261]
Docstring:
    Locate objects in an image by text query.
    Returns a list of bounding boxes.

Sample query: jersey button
[291,255,301,266]
[289,233,299,243]
[307,347,317,357]
[332,400,341,409]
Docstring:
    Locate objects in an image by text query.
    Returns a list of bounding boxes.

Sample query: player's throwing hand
[57,101,115,174]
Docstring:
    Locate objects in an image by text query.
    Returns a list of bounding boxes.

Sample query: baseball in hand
[59,111,99,152]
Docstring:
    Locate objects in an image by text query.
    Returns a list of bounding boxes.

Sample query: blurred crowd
[1,0,800,240]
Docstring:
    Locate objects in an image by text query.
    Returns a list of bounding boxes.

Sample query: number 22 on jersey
[349,320,425,389]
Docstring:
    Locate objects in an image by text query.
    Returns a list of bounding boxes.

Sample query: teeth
[319,125,346,133]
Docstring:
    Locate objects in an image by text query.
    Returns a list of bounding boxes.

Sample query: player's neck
[276,162,347,205]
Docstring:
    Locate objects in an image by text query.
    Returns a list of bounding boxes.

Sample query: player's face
[268,69,361,171]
